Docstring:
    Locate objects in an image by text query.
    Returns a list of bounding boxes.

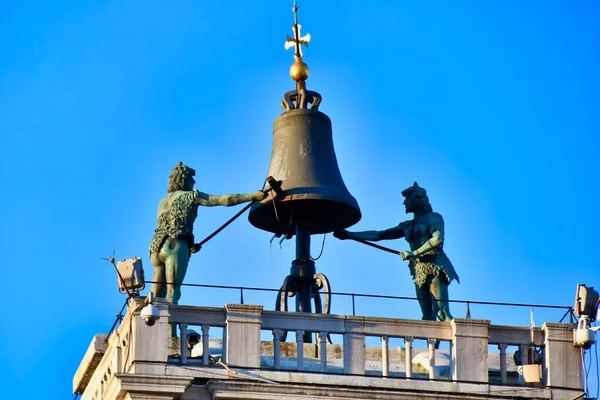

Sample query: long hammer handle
[191,176,283,252]
[348,237,402,256]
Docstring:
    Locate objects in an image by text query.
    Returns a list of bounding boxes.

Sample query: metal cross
[284,3,311,58]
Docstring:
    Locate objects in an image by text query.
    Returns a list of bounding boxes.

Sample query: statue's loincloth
[408,249,460,288]
[149,231,194,255]
[149,190,198,256]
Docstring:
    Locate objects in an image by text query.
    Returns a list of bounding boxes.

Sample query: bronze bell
[249,95,361,235]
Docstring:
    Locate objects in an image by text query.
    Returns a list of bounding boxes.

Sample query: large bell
[249,106,361,235]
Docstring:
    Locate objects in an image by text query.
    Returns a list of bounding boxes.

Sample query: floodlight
[574,284,600,349]
[116,257,145,294]
[574,284,599,321]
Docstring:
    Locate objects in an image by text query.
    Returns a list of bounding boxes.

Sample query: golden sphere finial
[290,58,309,82]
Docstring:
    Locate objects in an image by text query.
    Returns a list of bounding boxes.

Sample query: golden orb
[289,59,309,81]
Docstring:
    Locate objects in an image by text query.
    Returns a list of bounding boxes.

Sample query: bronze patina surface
[335,182,459,322]
[150,162,266,335]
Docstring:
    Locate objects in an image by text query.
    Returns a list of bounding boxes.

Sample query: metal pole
[569,307,574,324]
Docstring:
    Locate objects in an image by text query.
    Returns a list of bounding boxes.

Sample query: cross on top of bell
[285,3,311,59]
[285,1,311,83]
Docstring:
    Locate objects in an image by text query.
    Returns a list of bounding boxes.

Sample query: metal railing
[101,279,576,349]
[143,279,575,320]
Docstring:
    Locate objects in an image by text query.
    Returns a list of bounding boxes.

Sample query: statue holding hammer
[334,182,459,322]
[149,162,281,328]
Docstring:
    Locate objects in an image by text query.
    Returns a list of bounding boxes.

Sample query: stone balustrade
[166,303,580,387]
[74,300,584,400]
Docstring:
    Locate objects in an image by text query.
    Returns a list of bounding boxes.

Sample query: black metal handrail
[102,279,576,345]
[142,279,575,320]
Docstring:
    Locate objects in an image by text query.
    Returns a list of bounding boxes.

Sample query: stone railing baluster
[498,343,507,384]
[405,336,413,379]
[273,329,282,369]
[448,340,454,380]
[381,335,389,377]
[318,331,327,372]
[201,324,210,366]
[179,323,188,365]
[296,330,305,370]
[427,338,437,380]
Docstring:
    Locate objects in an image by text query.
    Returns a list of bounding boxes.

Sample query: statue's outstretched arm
[378,226,406,240]
[195,190,266,207]
[335,224,405,242]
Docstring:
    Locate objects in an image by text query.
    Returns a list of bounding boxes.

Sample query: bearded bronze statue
[334,182,459,322]
[149,162,266,335]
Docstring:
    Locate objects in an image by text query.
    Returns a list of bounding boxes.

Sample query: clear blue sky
[1,1,598,398]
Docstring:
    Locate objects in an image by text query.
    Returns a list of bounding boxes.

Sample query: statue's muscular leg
[150,252,167,298]
[162,238,190,306]
[430,275,453,321]
[158,239,190,337]
[415,281,436,321]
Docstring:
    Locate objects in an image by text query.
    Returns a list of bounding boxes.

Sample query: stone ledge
[116,373,193,396]
[165,365,567,399]
[225,304,264,324]
[73,334,108,394]
[203,375,561,400]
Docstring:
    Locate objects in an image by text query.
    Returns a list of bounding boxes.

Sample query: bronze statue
[149,162,267,319]
[334,182,459,322]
